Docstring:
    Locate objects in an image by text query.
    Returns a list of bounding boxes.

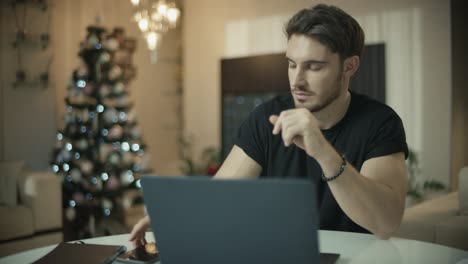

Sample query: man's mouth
[293,91,312,102]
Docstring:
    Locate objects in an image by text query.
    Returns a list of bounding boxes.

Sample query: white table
[1,231,467,264]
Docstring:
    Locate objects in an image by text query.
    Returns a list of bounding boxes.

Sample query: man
[130,4,408,246]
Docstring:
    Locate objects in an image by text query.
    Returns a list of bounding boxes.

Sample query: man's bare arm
[270,109,408,239]
[214,145,262,179]
[319,148,408,239]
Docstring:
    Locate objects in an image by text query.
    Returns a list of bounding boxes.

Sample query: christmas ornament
[98,84,111,98]
[77,138,89,150]
[103,108,119,125]
[122,151,134,165]
[108,65,122,81]
[108,125,123,140]
[79,160,94,175]
[70,168,82,183]
[105,174,120,191]
[60,149,72,162]
[102,198,113,210]
[87,33,99,46]
[103,37,119,51]
[109,152,121,165]
[120,170,134,185]
[99,144,113,162]
[98,52,111,64]
[112,82,125,94]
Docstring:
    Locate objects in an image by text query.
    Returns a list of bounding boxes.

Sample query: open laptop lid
[141,175,320,264]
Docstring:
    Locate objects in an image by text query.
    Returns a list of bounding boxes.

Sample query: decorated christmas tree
[50,26,151,239]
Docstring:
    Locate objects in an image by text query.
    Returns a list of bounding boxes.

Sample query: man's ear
[343,56,360,78]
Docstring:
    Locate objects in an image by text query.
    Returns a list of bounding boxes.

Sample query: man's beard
[294,73,343,113]
[309,82,341,112]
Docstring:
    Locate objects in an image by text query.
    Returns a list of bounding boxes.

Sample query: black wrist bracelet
[321,154,347,182]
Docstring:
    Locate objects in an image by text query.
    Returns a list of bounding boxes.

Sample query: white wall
[183,0,451,185]
[0,1,56,169]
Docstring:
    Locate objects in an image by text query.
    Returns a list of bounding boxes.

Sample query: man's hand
[129,215,150,248]
[269,108,329,159]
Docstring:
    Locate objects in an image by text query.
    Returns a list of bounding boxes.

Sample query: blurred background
[0,0,467,256]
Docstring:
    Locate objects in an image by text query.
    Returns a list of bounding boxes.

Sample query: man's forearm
[316,144,406,239]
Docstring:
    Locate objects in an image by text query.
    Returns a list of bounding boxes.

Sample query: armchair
[0,161,63,257]
[395,166,468,250]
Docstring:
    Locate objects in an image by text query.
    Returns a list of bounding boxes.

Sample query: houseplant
[179,134,221,176]
[406,149,445,207]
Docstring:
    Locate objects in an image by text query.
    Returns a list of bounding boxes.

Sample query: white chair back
[458,166,468,215]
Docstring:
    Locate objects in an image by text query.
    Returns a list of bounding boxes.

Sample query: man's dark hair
[285,4,365,61]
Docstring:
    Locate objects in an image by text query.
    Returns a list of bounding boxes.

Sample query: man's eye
[288,63,296,69]
[309,65,323,71]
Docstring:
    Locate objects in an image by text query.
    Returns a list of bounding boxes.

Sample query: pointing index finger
[271,115,282,135]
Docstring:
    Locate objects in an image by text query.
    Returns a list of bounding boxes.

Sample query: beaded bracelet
[321,154,347,182]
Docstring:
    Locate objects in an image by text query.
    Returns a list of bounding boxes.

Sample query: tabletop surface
[1,230,468,264]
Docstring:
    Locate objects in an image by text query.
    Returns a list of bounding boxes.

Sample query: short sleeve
[364,111,409,161]
[233,106,269,167]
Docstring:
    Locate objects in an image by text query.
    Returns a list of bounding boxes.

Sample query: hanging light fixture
[130,0,180,63]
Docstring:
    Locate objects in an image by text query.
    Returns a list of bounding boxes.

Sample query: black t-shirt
[234,91,408,234]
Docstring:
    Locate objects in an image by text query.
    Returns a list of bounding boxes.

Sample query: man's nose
[291,68,306,88]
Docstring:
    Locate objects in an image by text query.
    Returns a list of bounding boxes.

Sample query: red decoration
[206,164,220,176]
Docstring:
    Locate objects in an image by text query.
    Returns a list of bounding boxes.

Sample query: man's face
[286,34,344,112]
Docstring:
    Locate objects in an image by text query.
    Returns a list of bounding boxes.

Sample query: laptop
[141,175,337,264]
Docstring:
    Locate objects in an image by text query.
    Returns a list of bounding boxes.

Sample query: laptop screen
[141,176,321,264]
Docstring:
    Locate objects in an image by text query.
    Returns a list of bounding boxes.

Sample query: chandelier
[130,0,181,63]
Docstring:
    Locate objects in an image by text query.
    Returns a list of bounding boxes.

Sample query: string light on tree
[50,26,152,239]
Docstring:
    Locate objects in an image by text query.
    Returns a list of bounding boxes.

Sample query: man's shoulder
[350,91,399,119]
